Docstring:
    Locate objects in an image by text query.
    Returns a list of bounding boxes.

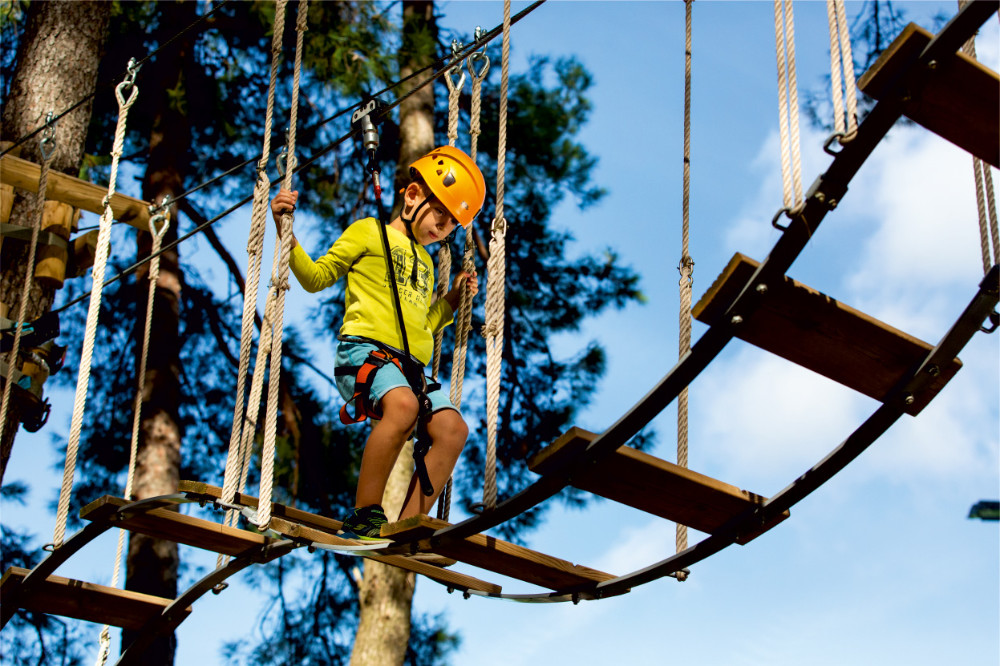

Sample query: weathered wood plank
[692,253,961,415]
[0,154,150,228]
[529,428,788,545]
[80,495,272,557]
[383,514,616,591]
[857,22,999,168]
[1,566,189,630]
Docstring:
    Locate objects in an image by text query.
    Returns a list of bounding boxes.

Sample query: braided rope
[480,0,512,512]
[94,208,169,666]
[826,0,859,140]
[255,0,308,529]
[773,0,804,211]
[53,78,139,549]
[676,0,694,559]
[0,124,54,441]
[220,0,288,521]
[438,48,491,523]
[958,2,999,273]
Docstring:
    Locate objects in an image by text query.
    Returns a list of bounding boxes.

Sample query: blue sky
[3,2,998,665]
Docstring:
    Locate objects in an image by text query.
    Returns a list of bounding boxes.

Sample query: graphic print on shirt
[389,246,431,307]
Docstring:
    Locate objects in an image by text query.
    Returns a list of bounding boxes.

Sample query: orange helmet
[409,146,486,228]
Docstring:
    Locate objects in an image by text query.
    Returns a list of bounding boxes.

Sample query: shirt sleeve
[427,297,454,333]
[288,220,370,293]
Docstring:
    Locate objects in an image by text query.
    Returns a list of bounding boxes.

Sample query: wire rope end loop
[43,541,58,553]
[468,50,491,81]
[678,256,695,282]
[148,195,173,239]
[115,58,141,108]
[447,39,467,90]
[39,111,57,161]
[490,215,507,237]
[823,127,858,156]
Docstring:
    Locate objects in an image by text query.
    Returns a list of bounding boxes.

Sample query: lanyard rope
[774,0,804,215]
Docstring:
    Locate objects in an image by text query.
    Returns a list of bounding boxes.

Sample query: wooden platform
[1,566,189,630]
[857,22,999,168]
[80,495,276,557]
[177,481,501,595]
[529,428,787,545]
[0,153,150,228]
[382,514,617,592]
[693,253,961,415]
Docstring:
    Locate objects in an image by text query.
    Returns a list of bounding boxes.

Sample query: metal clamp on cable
[351,98,388,189]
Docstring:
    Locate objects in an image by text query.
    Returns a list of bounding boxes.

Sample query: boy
[270,145,486,539]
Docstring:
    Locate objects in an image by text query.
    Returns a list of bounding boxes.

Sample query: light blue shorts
[335,339,457,415]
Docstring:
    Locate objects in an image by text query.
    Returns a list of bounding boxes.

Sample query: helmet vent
[441,169,457,187]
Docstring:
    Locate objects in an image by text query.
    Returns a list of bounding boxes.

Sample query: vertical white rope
[52,76,139,549]
[481,0,512,512]
[0,119,54,441]
[94,207,169,666]
[774,0,804,212]
[220,0,289,523]
[255,0,309,528]
[958,0,999,273]
[826,0,858,140]
[676,0,694,562]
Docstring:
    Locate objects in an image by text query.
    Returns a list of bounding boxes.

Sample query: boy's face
[407,183,458,246]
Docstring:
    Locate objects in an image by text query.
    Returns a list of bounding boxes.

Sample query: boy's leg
[397,408,468,520]
[355,386,419,508]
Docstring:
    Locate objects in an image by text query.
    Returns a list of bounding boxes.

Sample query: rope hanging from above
[480,0,513,512]
[773,0,804,216]
[958,0,999,274]
[676,0,694,569]
[0,114,55,441]
[219,0,291,530]
[825,0,858,143]
[93,203,170,666]
[52,64,140,550]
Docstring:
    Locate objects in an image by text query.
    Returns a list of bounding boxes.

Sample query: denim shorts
[335,339,457,414]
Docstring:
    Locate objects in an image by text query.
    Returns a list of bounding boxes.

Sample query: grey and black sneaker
[339,504,389,541]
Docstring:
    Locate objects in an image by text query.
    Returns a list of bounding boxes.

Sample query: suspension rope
[676,0,694,566]
[432,43,466,381]
[774,0,804,214]
[826,0,858,141]
[51,66,140,550]
[93,205,170,666]
[958,0,999,273]
[480,0,512,512]
[0,115,55,442]
[219,0,290,545]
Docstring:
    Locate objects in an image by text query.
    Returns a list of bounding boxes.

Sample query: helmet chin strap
[399,197,431,287]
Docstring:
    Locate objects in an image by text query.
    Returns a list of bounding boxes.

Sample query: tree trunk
[120,3,194,663]
[0,0,110,484]
[350,3,437,665]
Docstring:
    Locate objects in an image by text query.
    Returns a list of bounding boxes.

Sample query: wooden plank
[692,253,962,415]
[1,566,189,630]
[382,514,616,592]
[80,495,272,557]
[530,428,787,545]
[857,22,999,168]
[0,154,150,228]
[176,482,498,593]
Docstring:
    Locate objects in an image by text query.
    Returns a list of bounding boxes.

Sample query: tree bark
[350,3,437,665]
[120,3,195,663]
[0,0,110,484]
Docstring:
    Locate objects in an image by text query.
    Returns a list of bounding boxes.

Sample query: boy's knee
[434,409,468,446]
[380,388,420,429]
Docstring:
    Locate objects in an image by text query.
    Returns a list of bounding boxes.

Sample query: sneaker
[339,504,389,541]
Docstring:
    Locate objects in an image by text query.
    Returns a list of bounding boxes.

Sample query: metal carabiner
[467,27,491,80]
[447,39,466,91]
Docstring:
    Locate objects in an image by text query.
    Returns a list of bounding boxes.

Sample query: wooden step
[1,566,190,630]
[529,428,787,545]
[693,253,961,415]
[80,495,275,557]
[177,481,500,595]
[857,22,999,168]
[0,154,150,228]
[381,514,617,592]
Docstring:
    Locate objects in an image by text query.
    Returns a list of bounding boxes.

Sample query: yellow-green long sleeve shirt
[288,217,453,365]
